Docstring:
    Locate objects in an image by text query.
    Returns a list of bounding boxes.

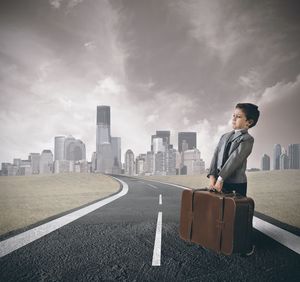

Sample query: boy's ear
[247,119,254,126]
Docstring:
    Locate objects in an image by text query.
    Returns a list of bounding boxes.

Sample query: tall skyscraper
[54,136,65,161]
[64,136,86,161]
[96,105,111,145]
[111,137,122,169]
[288,144,300,169]
[280,148,289,170]
[261,154,270,171]
[151,131,170,151]
[153,137,165,153]
[40,150,53,174]
[178,132,197,153]
[273,144,282,170]
[29,153,40,174]
[183,148,205,175]
[96,105,113,173]
[125,149,135,176]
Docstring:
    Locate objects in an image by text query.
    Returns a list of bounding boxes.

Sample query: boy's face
[232,108,252,130]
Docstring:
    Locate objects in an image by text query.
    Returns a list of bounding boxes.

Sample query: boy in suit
[207,103,260,196]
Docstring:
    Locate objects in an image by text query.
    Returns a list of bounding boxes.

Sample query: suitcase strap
[189,188,210,241]
[189,188,226,252]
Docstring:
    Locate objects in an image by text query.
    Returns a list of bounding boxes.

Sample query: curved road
[0,175,300,281]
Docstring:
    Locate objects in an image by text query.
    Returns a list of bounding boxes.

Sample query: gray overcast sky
[0,0,300,168]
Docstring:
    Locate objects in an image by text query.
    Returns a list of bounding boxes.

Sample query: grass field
[137,170,300,228]
[0,173,119,236]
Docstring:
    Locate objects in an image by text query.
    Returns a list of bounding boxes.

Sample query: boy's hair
[236,103,260,128]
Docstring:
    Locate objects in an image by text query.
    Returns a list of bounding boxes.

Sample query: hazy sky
[1,0,300,168]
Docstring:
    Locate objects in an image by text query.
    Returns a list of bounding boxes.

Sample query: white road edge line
[147,183,158,189]
[152,211,162,266]
[140,178,300,255]
[159,194,162,205]
[0,176,128,258]
[253,217,300,255]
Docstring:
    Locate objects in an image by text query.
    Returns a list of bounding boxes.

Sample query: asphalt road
[0,175,300,281]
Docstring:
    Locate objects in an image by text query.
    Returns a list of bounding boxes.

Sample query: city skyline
[1,0,300,168]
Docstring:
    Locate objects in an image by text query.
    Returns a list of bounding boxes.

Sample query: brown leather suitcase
[179,188,254,255]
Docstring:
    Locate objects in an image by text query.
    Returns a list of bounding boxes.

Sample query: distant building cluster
[1,104,208,177]
[261,144,300,171]
[1,136,88,176]
[124,130,205,176]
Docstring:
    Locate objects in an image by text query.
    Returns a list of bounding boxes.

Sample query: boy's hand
[209,175,216,189]
[214,180,223,192]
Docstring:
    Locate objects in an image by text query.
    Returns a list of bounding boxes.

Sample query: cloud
[49,0,63,9]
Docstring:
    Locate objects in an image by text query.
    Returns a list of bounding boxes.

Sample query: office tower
[151,131,170,151]
[39,150,53,174]
[91,152,97,172]
[280,148,289,170]
[183,148,205,175]
[19,159,32,176]
[64,136,86,161]
[1,163,10,176]
[153,137,165,153]
[288,144,300,169]
[54,160,72,173]
[13,158,21,167]
[261,154,270,171]
[29,153,40,174]
[165,148,177,175]
[178,132,197,153]
[155,151,165,175]
[136,154,146,175]
[96,105,111,145]
[111,137,122,169]
[273,144,282,170]
[54,136,65,161]
[146,151,154,175]
[7,164,18,176]
[125,149,135,176]
[96,105,113,173]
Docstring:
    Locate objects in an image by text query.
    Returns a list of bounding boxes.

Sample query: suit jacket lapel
[229,129,248,154]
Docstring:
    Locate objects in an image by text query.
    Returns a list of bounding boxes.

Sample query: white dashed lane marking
[152,211,162,266]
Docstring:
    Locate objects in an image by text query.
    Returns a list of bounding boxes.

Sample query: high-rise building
[54,160,73,173]
[111,137,122,169]
[273,144,282,170]
[153,137,165,153]
[1,163,10,176]
[165,148,177,175]
[125,149,135,176]
[288,144,300,169]
[155,151,165,175]
[151,131,170,151]
[178,132,197,153]
[183,148,205,175]
[146,151,154,175]
[280,148,289,170]
[136,154,146,175]
[40,150,53,174]
[261,154,270,171]
[91,152,97,172]
[29,153,40,174]
[54,136,66,161]
[96,105,113,173]
[64,136,86,161]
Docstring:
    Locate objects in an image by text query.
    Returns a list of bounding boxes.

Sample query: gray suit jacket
[207,129,254,183]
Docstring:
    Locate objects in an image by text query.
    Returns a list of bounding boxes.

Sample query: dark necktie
[221,133,235,167]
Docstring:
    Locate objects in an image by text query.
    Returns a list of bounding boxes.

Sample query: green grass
[138,170,300,228]
[0,173,119,235]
